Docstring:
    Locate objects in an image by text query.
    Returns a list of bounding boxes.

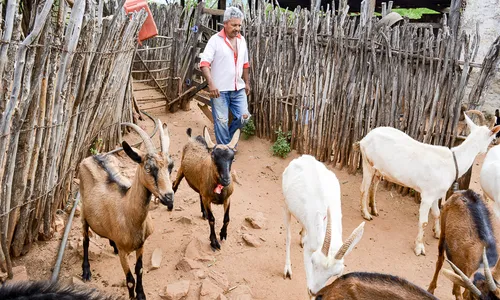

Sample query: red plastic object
[124,0,158,42]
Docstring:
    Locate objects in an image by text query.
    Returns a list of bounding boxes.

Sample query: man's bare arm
[201,66,220,98]
[243,68,250,95]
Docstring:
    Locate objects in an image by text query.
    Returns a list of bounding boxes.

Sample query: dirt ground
[12,91,491,299]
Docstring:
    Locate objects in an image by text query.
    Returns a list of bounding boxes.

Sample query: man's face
[224,18,242,39]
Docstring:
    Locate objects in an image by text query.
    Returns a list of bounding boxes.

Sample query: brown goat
[79,120,174,300]
[172,127,240,250]
[442,249,500,300]
[428,189,500,300]
[313,272,438,300]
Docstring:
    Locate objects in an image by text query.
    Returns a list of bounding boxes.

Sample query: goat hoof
[210,240,221,251]
[220,231,227,241]
[414,243,426,256]
[362,213,373,221]
[82,270,92,281]
[284,270,292,280]
[136,293,146,300]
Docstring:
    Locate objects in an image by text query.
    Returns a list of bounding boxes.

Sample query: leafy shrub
[90,138,103,155]
[241,117,256,140]
[271,129,291,158]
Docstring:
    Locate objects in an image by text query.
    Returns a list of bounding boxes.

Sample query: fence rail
[247,0,500,171]
[0,0,146,277]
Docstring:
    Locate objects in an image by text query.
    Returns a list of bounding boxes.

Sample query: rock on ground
[199,278,224,300]
[160,280,190,300]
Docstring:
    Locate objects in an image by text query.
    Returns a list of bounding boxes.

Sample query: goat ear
[122,141,142,163]
[442,269,467,287]
[159,121,170,154]
[228,129,241,149]
[464,112,477,130]
[492,125,500,135]
[204,126,215,149]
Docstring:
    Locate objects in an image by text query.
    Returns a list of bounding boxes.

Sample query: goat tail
[186,128,192,137]
[352,141,361,152]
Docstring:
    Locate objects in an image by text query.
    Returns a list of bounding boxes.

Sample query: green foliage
[391,8,440,19]
[241,117,256,140]
[349,7,439,19]
[90,138,103,155]
[271,129,291,158]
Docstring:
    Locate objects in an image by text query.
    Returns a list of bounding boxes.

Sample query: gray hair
[223,7,244,22]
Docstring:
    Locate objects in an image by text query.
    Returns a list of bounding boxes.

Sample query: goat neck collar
[451,150,459,192]
[214,183,224,194]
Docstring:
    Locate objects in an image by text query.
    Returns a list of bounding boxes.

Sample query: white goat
[480,144,500,219]
[282,154,365,296]
[355,111,500,256]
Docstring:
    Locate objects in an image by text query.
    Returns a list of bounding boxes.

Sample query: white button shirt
[199,29,250,92]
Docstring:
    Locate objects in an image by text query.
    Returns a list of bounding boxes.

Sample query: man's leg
[211,93,230,144]
[228,89,251,137]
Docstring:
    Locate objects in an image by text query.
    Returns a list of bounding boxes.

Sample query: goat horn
[483,247,497,292]
[465,110,486,126]
[122,122,156,154]
[446,259,482,297]
[321,207,332,256]
[334,222,365,260]
[442,268,466,286]
[157,119,170,154]
[203,126,215,149]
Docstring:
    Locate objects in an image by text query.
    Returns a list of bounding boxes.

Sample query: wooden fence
[246,0,500,170]
[0,0,146,277]
[131,2,212,111]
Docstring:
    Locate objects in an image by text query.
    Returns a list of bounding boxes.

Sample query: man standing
[199,7,251,145]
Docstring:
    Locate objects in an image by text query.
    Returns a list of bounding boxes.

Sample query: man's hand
[245,83,251,96]
[208,84,220,99]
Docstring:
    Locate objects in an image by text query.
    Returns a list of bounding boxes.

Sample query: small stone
[194,269,206,279]
[200,279,223,300]
[208,270,229,290]
[74,204,81,217]
[0,270,8,282]
[245,212,266,229]
[151,248,163,269]
[242,234,262,247]
[176,217,192,225]
[68,241,78,250]
[176,258,204,272]
[11,266,29,282]
[184,238,213,262]
[54,214,65,234]
[160,280,190,300]
[72,276,85,285]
